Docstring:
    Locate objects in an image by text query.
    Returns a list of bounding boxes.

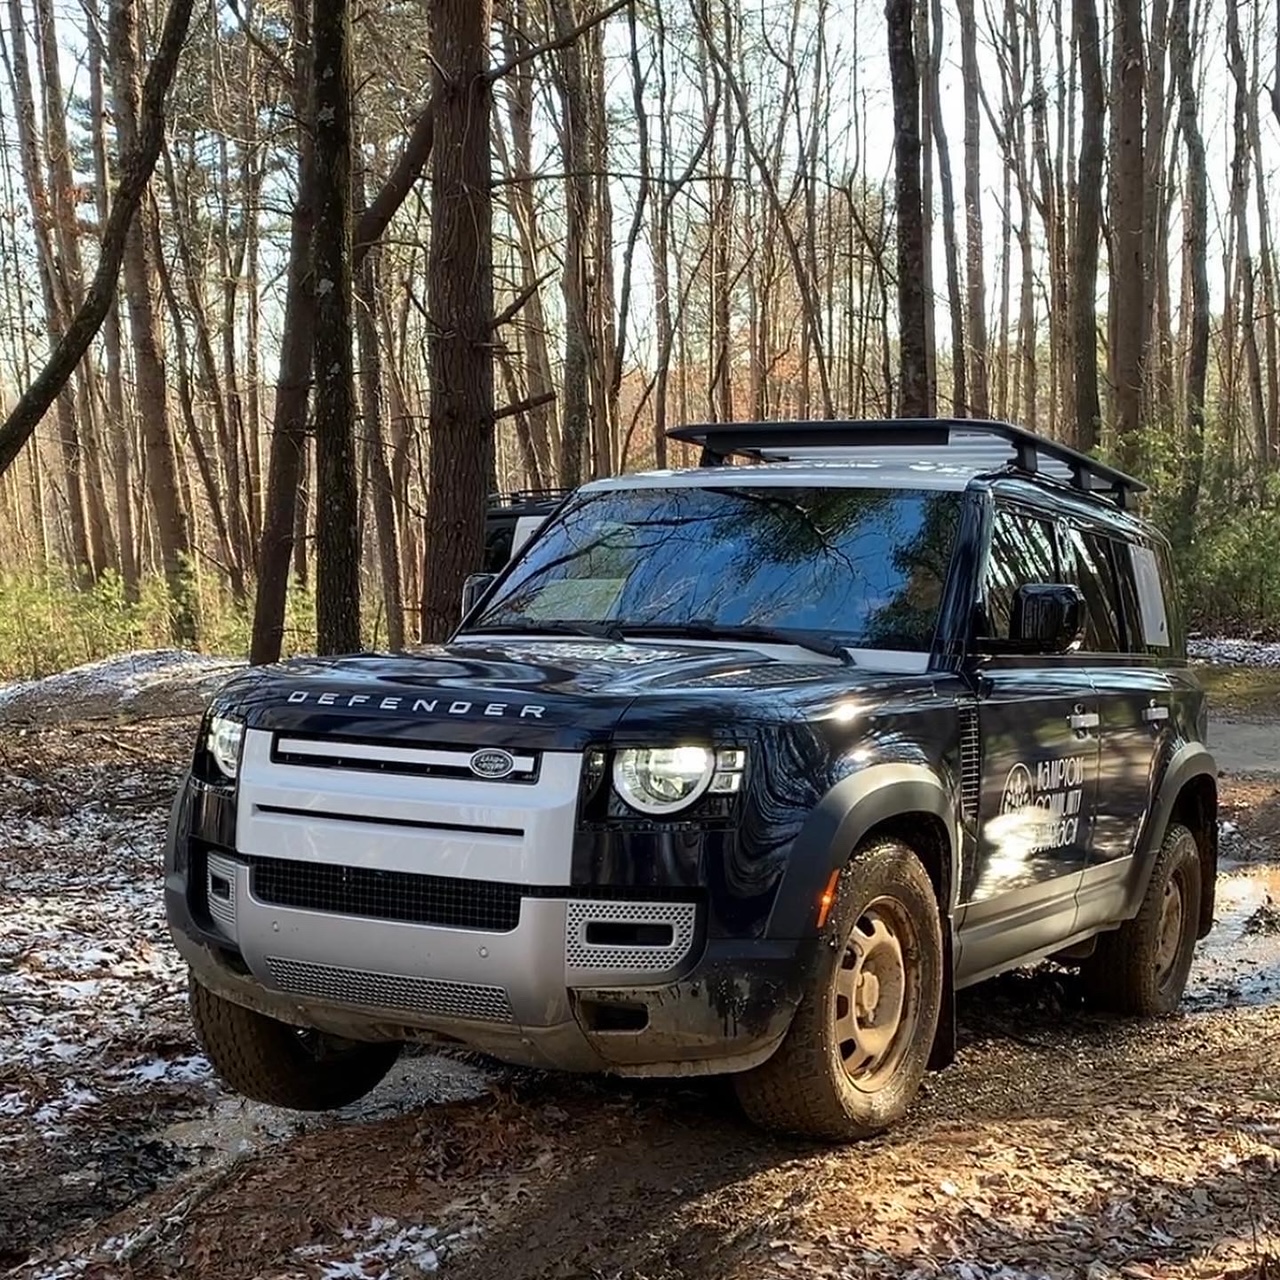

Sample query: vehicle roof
[578,453,978,494]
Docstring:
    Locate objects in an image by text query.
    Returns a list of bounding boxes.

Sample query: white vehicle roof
[577,450,980,494]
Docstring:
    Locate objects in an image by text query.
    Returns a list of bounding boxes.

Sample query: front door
[958,503,1100,984]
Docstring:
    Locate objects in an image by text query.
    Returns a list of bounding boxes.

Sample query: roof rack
[665,418,1147,509]
[487,487,573,510]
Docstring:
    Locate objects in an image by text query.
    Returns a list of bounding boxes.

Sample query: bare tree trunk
[1072,0,1105,450]
[915,0,937,412]
[956,0,988,417]
[310,0,360,655]
[2,0,91,575]
[886,0,929,418]
[35,0,112,577]
[1141,0,1169,424]
[1169,0,1207,545]
[1245,5,1279,461]
[249,0,315,666]
[87,1,139,597]
[420,0,494,642]
[354,166,404,651]
[553,0,591,487]
[498,0,556,480]
[1108,0,1145,472]
[109,0,197,643]
[930,0,966,416]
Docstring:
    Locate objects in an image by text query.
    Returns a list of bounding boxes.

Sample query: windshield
[464,485,962,652]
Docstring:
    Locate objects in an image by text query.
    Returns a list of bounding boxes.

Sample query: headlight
[612,746,746,816]
[207,714,244,781]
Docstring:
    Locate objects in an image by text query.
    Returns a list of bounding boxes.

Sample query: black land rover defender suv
[165,420,1217,1141]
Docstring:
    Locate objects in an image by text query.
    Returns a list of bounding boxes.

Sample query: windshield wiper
[621,623,856,666]
[460,620,626,642]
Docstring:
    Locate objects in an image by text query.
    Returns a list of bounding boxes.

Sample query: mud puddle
[1185,860,1280,1010]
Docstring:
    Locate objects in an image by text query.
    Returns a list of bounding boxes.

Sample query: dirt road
[2,666,1277,1279]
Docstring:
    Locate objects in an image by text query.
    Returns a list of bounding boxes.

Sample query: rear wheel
[1082,822,1202,1016]
[734,838,944,1142]
[189,977,401,1110]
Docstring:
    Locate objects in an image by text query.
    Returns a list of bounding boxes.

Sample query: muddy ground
[1,664,1278,1279]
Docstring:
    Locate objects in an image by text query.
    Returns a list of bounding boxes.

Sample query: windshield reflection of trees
[474,487,961,650]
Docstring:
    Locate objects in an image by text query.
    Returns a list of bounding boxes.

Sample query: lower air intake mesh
[249,856,522,933]
[266,957,514,1023]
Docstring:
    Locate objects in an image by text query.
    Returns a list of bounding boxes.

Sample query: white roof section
[579,449,982,494]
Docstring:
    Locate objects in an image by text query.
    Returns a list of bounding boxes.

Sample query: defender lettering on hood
[284,690,546,718]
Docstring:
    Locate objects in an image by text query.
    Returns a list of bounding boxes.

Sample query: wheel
[734,838,944,1142]
[1082,821,1202,1016]
[189,976,402,1110]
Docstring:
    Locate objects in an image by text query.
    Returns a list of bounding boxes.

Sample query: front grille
[266,957,514,1022]
[249,857,522,933]
[271,734,540,784]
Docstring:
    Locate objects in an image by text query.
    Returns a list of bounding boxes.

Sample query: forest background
[0,0,1275,677]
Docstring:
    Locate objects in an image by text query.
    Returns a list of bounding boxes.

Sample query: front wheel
[189,977,402,1110]
[734,838,944,1142]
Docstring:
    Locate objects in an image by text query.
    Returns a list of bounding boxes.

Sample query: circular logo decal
[1000,762,1035,815]
[469,748,516,780]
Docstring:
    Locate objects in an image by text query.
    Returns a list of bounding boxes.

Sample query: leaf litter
[1,651,1279,1280]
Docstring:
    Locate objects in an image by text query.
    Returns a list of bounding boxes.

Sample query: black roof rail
[487,487,573,510]
[665,418,1147,510]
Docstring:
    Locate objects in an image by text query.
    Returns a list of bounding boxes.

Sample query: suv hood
[209,637,920,750]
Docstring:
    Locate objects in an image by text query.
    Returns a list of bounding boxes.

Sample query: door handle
[1069,708,1100,730]
[1142,703,1170,723]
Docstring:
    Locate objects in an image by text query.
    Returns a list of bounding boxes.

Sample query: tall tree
[311,0,360,654]
[1071,0,1105,451]
[1169,0,1207,544]
[956,0,989,417]
[886,0,929,417]
[249,0,316,666]
[1108,0,1145,471]
[419,0,495,641]
[110,0,198,643]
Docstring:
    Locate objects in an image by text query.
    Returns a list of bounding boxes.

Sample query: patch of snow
[294,1216,477,1278]
[1190,636,1280,667]
[0,648,244,723]
[122,1055,213,1085]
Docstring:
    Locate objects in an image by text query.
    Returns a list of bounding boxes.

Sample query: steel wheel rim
[1155,873,1185,987]
[832,895,920,1089]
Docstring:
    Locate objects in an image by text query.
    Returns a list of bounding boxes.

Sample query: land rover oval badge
[469,748,516,779]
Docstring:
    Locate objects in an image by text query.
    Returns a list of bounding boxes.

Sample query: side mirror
[1010,583,1084,654]
[461,572,497,619]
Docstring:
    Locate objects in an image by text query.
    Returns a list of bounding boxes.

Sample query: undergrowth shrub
[0,571,318,681]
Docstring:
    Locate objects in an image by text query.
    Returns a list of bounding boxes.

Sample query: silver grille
[265,957,515,1023]
[959,705,981,821]
[206,852,239,936]
[565,901,697,974]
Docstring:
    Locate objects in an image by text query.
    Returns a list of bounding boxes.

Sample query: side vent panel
[959,706,981,822]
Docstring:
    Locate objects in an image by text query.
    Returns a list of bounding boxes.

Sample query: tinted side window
[982,507,1060,640]
[1111,538,1146,653]
[1063,526,1124,653]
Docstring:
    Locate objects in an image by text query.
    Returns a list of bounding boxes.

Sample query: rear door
[1074,529,1179,931]
[958,501,1101,983]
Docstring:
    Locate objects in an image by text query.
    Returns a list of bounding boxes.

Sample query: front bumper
[165,785,805,1076]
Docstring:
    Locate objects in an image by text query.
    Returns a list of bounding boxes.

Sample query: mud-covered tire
[1082,822,1202,1017]
[734,838,944,1142]
[189,977,401,1110]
